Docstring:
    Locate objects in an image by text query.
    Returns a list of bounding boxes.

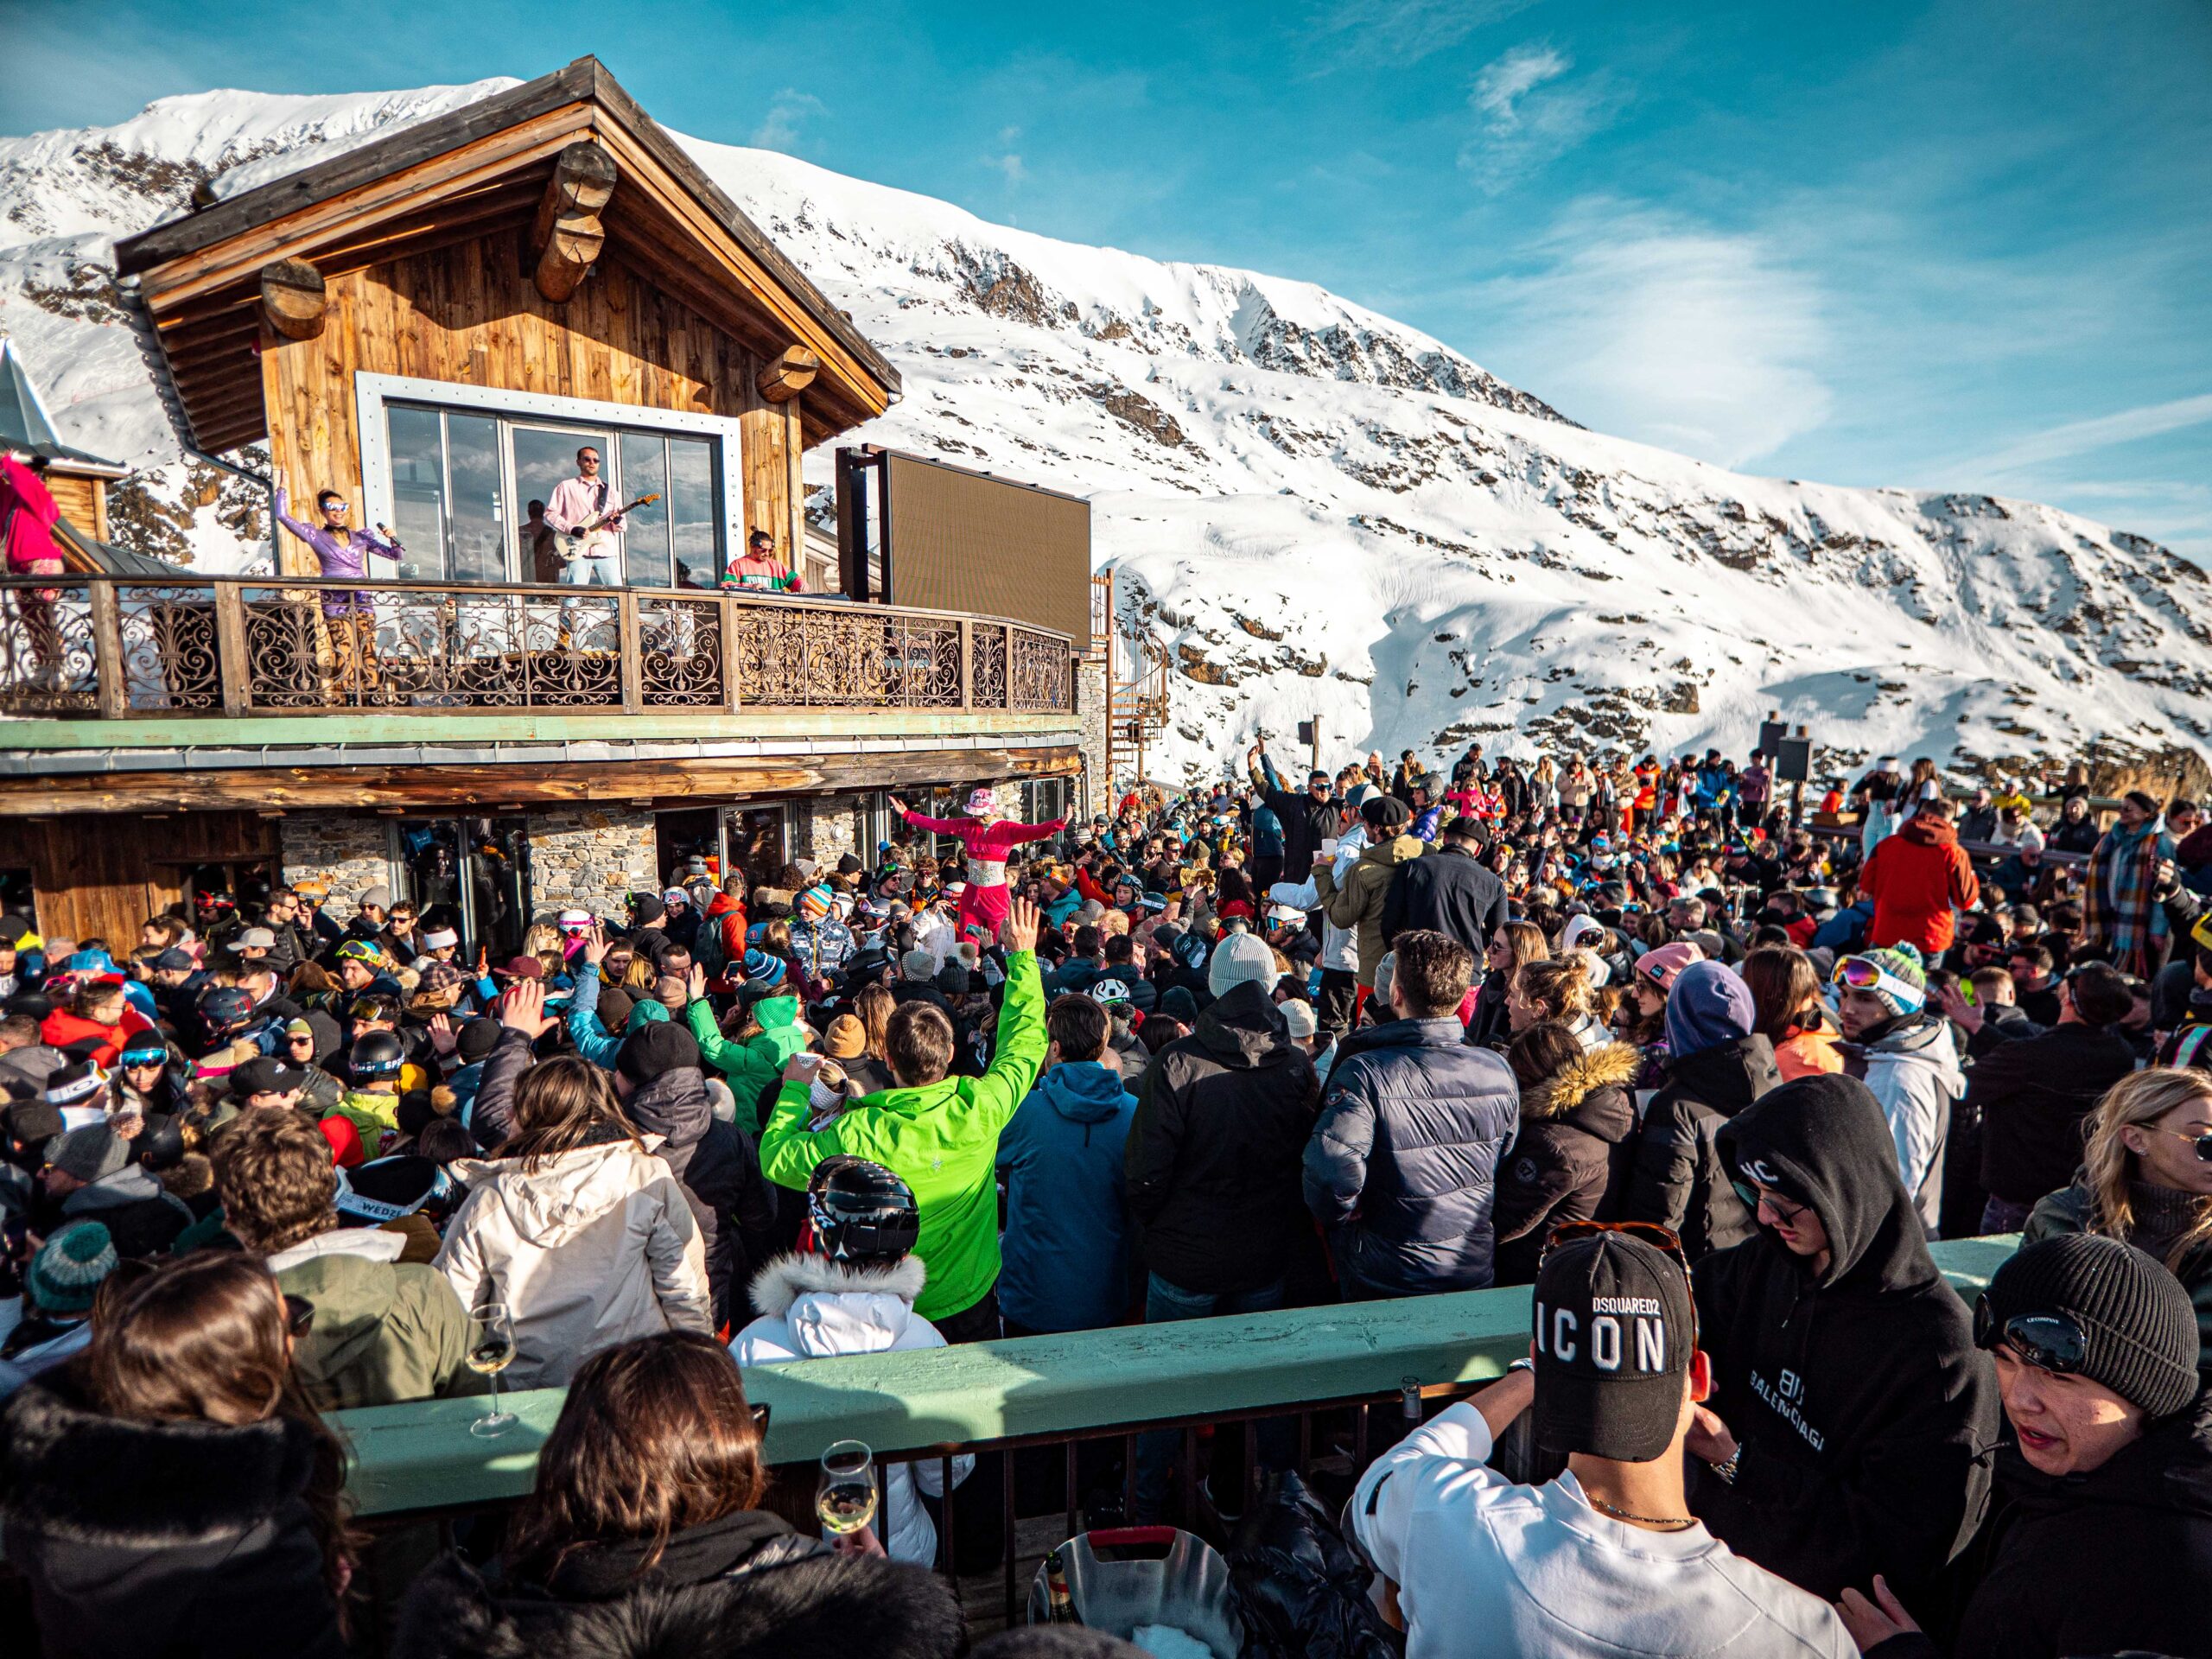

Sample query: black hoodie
[1871,1391,2212,1659]
[1126,978,1319,1296]
[1694,1074,2000,1608]
[622,1065,778,1329]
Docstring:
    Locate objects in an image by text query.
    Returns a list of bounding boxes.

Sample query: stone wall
[1077,656,1109,817]
[786,792,873,876]
[528,806,656,919]
[278,812,391,922]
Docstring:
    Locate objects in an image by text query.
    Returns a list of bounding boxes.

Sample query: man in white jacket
[1352,1230,1851,1658]
[729,1156,971,1567]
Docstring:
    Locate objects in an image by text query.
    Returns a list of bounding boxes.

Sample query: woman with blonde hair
[1469,918,1547,1048]
[2025,1065,2212,1365]
[1506,955,1601,1051]
[435,1054,712,1389]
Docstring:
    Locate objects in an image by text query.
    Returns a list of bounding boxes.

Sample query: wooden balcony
[0,575,1077,722]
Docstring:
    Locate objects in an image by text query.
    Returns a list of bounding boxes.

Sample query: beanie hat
[359,886,393,912]
[824,1014,867,1059]
[1281,1000,1318,1041]
[798,884,833,921]
[743,950,788,988]
[1663,959,1757,1058]
[1982,1233,2200,1419]
[632,893,667,927]
[597,986,636,1030]
[617,1020,702,1084]
[47,1121,129,1185]
[1208,929,1276,999]
[1635,941,1704,993]
[1845,943,1928,1018]
[455,1017,502,1064]
[28,1221,117,1314]
[936,961,971,996]
[900,950,937,982]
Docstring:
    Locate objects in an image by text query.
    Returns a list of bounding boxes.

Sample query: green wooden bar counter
[334,1235,2022,1518]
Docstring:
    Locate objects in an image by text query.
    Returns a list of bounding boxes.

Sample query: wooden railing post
[214,582,251,715]
[87,582,126,719]
[959,619,974,710]
[617,590,643,714]
[721,594,742,713]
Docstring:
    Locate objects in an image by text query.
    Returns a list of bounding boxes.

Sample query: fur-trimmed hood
[747,1251,928,1319]
[1522,1040,1641,1122]
[394,1537,964,1659]
[0,1376,320,1548]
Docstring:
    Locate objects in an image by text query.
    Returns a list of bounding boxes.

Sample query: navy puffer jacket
[1302,1016,1520,1294]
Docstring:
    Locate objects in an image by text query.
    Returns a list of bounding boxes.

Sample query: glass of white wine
[817,1440,878,1538]
[466,1300,518,1440]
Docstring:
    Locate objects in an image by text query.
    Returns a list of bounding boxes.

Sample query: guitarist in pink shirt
[546,443,626,644]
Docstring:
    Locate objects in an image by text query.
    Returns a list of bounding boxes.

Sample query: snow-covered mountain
[4,79,2209,790]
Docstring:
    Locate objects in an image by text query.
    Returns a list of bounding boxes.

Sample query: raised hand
[887,793,910,817]
[427,1012,458,1058]
[1002,896,1042,953]
[582,924,609,968]
[499,978,556,1039]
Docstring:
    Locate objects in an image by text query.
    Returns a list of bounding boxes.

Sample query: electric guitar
[560,493,661,562]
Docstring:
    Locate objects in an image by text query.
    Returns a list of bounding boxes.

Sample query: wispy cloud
[1944,393,2212,480]
[984,124,1027,188]
[749,89,825,152]
[1458,43,1623,193]
[1307,0,1542,66]
[1476,197,1834,467]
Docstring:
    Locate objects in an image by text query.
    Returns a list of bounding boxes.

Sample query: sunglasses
[1541,1219,1698,1341]
[283,1294,317,1337]
[1731,1179,1810,1227]
[2144,1123,2212,1164]
[750,1401,772,1434]
[321,501,352,514]
[1973,1298,2088,1375]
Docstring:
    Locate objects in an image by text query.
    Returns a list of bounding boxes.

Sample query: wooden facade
[0,812,278,946]
[260,241,806,572]
[43,469,109,543]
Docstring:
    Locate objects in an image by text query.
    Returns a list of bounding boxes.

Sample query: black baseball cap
[1533,1232,1696,1462]
[232,1056,308,1097]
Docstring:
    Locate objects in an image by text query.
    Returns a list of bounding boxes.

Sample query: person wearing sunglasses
[2023,1066,2212,1369]
[1830,944,1961,1236]
[1836,1232,2211,1659]
[271,483,401,686]
[1691,1075,2000,1611]
[1354,1227,1854,1657]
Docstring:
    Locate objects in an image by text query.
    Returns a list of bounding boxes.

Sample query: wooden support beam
[531,142,618,303]
[258,258,327,341]
[755,346,819,404]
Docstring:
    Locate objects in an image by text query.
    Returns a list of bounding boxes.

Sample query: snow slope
[3,79,2208,786]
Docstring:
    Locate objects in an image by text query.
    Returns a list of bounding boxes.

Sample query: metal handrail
[0,573,1077,721]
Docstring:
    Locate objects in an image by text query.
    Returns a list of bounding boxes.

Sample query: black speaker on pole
[1775,737,1814,785]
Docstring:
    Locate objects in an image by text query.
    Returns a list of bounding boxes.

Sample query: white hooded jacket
[1847,1014,1963,1236]
[434,1131,712,1389]
[730,1254,973,1567]
[1268,821,1368,974]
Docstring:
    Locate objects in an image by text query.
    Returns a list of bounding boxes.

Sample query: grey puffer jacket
[1302,1015,1521,1295]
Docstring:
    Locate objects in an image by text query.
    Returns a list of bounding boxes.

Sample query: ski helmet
[806,1156,919,1267]
[349,1029,407,1083]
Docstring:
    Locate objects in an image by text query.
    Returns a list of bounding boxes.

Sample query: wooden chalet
[0,59,1096,950]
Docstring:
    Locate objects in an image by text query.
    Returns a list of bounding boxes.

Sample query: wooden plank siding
[260,237,796,576]
[42,473,107,543]
[0,812,277,944]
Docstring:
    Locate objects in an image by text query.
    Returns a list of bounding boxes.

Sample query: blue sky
[10,0,2209,553]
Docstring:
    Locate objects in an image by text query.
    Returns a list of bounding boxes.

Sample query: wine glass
[465,1300,518,1439]
[816,1440,878,1537]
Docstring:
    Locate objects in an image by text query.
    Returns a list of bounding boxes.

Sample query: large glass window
[380,402,726,588]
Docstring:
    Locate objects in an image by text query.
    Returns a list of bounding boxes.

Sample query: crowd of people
[0,741,2209,1657]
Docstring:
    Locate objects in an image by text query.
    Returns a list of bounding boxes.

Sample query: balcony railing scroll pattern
[0,575,1077,721]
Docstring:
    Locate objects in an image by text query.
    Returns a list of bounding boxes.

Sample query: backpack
[695,906,731,979]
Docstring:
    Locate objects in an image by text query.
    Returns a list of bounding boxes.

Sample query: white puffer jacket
[434,1131,712,1389]
[730,1254,973,1567]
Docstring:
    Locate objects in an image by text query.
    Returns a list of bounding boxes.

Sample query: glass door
[395,816,531,960]
[385,406,512,583]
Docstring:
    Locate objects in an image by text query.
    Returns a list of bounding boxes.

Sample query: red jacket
[1860,817,1980,955]
[704,891,748,963]
[41,1004,155,1067]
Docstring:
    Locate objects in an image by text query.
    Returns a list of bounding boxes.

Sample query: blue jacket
[996,1062,1137,1332]
[1812,899,1874,954]
[1251,803,1286,857]
[1303,1016,1520,1295]
[566,970,668,1069]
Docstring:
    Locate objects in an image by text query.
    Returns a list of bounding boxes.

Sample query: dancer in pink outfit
[890,787,1066,943]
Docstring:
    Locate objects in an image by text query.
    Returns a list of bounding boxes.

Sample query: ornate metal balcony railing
[0,575,1077,721]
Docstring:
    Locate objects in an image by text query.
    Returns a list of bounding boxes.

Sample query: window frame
[354,372,743,586]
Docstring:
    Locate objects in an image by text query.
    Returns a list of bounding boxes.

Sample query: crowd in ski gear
[2,732,2210,1657]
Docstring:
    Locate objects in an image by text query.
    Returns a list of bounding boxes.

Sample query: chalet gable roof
[113,58,898,454]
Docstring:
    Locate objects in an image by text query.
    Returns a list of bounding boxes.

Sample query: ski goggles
[1973,1299,2088,1375]
[1833,955,1922,1007]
